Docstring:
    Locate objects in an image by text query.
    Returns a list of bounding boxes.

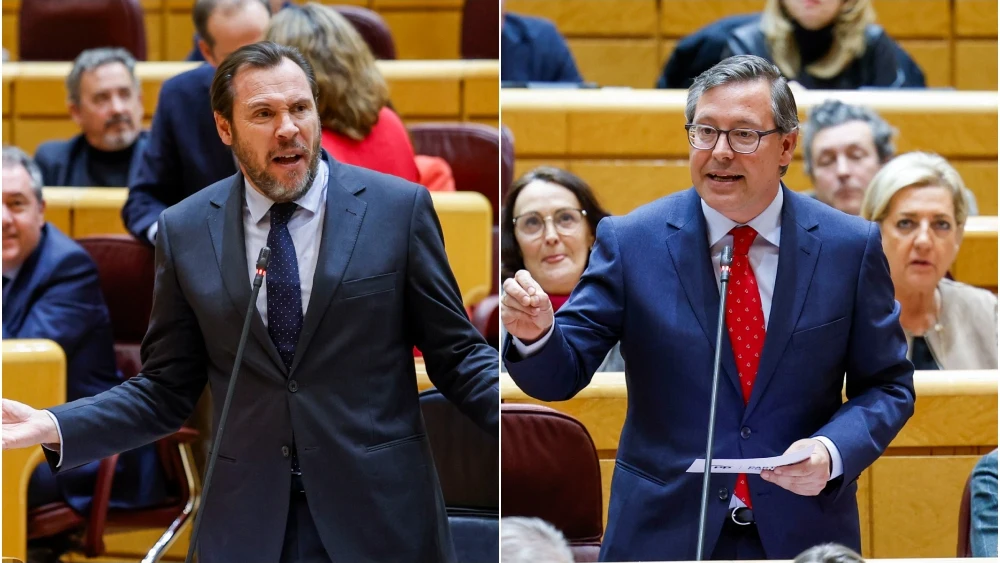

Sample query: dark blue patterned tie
[266,202,302,370]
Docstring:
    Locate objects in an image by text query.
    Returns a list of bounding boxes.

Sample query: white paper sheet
[685,444,815,474]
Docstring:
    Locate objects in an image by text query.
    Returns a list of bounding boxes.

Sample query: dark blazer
[47,153,499,563]
[504,187,915,561]
[122,64,236,242]
[657,13,760,89]
[34,132,149,187]
[3,224,165,513]
[501,12,583,83]
[724,22,925,89]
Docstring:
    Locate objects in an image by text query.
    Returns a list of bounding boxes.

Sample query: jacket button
[281,446,290,458]
[718,487,729,501]
[740,426,751,439]
[287,380,298,393]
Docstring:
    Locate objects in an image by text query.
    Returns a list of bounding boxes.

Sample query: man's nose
[836,154,851,177]
[275,112,299,138]
[712,133,734,160]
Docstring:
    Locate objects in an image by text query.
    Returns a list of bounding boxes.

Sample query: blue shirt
[501,13,583,84]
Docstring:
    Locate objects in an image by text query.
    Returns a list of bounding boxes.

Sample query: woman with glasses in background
[500,166,622,371]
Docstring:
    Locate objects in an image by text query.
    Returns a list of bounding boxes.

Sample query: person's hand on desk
[760,438,831,496]
[2,398,60,450]
[501,270,554,343]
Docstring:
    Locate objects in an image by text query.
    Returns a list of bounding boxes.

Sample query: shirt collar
[244,159,329,225]
[701,186,783,248]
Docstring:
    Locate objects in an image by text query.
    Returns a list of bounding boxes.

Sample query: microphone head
[256,247,271,271]
[720,236,734,267]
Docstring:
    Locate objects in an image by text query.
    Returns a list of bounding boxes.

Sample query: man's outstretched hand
[2,398,59,450]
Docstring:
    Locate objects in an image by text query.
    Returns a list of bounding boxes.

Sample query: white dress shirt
[512,188,843,491]
[46,161,331,464]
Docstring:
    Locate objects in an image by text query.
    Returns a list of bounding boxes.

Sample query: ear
[198,38,216,66]
[779,129,799,167]
[68,102,83,127]
[214,112,233,146]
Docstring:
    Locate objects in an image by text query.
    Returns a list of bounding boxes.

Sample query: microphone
[695,240,734,561]
[185,247,270,563]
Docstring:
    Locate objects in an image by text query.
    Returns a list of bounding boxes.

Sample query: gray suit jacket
[47,153,499,563]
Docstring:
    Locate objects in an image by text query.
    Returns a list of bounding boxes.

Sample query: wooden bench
[503,0,997,89]
[1,0,470,62]
[40,188,493,307]
[501,370,998,558]
[2,60,499,153]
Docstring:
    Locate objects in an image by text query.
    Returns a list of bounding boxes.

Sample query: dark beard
[232,128,321,203]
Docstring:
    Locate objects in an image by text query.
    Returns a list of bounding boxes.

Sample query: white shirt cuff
[814,435,843,480]
[42,410,64,468]
[146,222,159,244]
[511,324,555,358]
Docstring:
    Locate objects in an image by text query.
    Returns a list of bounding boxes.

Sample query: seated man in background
[501,517,574,563]
[34,48,146,188]
[970,449,998,558]
[122,0,270,244]
[794,543,865,563]
[501,0,582,84]
[803,99,978,216]
[2,146,166,562]
[187,0,287,60]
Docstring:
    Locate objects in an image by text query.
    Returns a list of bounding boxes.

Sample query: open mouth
[272,153,304,166]
[707,173,744,183]
[543,254,565,264]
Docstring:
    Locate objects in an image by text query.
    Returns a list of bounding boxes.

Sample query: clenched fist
[501,270,555,344]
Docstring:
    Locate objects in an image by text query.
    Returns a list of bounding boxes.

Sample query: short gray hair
[686,54,798,177]
[501,517,574,563]
[2,146,45,202]
[794,543,865,563]
[66,47,139,105]
[803,99,896,177]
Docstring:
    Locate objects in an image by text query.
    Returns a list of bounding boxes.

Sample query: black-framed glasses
[513,208,588,238]
[685,124,783,154]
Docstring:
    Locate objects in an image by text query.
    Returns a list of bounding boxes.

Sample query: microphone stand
[185,247,270,563]
[695,244,734,561]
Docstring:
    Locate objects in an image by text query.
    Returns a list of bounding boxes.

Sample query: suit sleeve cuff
[511,324,555,357]
[815,435,843,480]
[42,410,64,468]
[146,222,159,244]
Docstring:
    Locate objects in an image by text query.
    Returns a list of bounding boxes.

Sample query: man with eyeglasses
[501,55,914,561]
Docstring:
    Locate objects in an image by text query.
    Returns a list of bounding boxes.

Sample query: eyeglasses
[513,208,588,238]
[685,124,783,154]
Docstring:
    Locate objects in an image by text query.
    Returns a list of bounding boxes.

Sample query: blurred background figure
[970,449,999,558]
[500,167,621,371]
[34,48,146,188]
[861,152,998,370]
[267,2,419,182]
[501,0,583,84]
[794,543,866,563]
[501,517,574,563]
[188,0,274,64]
[723,0,922,89]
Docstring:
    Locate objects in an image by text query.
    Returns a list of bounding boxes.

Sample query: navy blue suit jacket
[504,188,915,561]
[34,132,148,187]
[47,154,498,562]
[502,13,583,83]
[122,64,236,241]
[3,224,165,513]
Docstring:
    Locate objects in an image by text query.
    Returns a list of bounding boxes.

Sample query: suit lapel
[207,173,287,374]
[744,188,821,419]
[290,159,367,373]
[664,190,742,397]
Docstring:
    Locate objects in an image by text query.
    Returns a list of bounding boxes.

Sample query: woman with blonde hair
[267,2,420,182]
[723,0,919,89]
[860,152,997,370]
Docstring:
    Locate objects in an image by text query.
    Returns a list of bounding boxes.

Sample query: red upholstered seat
[26,236,200,560]
[19,0,146,61]
[335,5,397,60]
[501,404,603,561]
[461,0,500,59]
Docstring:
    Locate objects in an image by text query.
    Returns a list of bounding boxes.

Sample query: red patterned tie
[725,225,766,509]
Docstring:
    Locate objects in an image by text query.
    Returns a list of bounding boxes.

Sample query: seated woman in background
[860,152,998,370]
[724,0,921,89]
[500,167,621,371]
[267,2,420,182]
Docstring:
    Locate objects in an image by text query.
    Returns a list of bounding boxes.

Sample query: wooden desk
[2,340,67,563]
[502,370,998,558]
[2,60,499,153]
[504,0,997,89]
[2,0,469,62]
[40,188,493,307]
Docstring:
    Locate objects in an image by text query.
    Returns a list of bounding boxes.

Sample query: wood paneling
[955,40,999,91]
[507,0,656,36]
[955,0,1000,37]
[382,11,462,60]
[898,40,952,88]
[568,38,659,88]
[875,0,951,38]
